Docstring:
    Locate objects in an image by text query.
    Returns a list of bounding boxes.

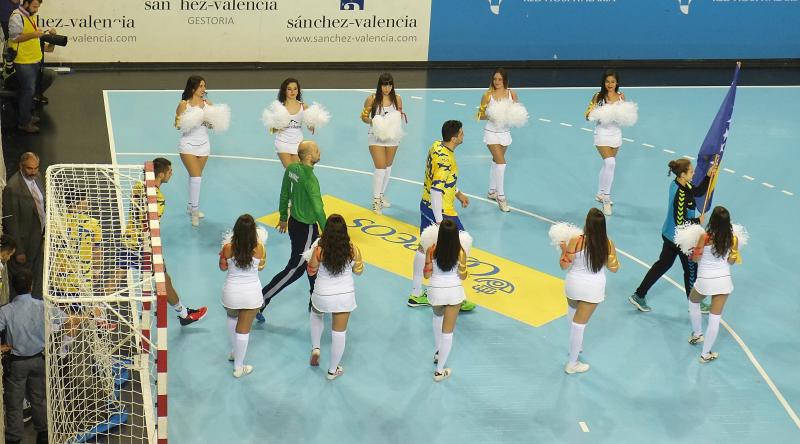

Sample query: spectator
[0,234,17,304]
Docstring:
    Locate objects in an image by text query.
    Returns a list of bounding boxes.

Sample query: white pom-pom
[177,106,204,132]
[587,103,615,124]
[674,223,706,256]
[732,224,749,248]
[505,102,529,128]
[300,238,321,263]
[371,111,404,142]
[262,101,291,130]
[458,231,473,256]
[203,104,231,133]
[614,101,638,127]
[420,225,439,251]
[548,222,583,251]
[486,99,512,128]
[256,226,269,247]
[303,102,331,130]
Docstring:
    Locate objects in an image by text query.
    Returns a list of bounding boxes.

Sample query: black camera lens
[41,34,68,47]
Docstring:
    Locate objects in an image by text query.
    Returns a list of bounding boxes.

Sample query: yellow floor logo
[259,195,567,327]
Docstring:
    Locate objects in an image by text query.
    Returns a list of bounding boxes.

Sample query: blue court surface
[104,86,799,443]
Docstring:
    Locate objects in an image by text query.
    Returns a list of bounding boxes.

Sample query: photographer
[8,0,56,134]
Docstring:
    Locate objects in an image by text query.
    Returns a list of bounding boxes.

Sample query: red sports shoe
[179,306,208,326]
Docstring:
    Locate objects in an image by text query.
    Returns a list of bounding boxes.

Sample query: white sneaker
[380,194,391,208]
[433,368,452,382]
[602,200,612,216]
[595,194,613,206]
[372,198,382,215]
[187,207,205,218]
[497,197,511,212]
[688,333,704,345]
[699,352,719,363]
[487,190,497,201]
[326,366,344,380]
[564,361,590,374]
[233,365,254,378]
[191,210,200,227]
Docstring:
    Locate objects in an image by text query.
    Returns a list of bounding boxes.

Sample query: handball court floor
[8,67,800,443]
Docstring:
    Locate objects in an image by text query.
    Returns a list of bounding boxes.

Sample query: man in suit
[3,151,45,298]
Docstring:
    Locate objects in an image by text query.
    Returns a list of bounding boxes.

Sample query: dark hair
[441,120,463,142]
[278,78,302,104]
[181,75,205,101]
[12,268,34,295]
[319,214,353,275]
[582,208,610,273]
[596,69,620,105]
[231,214,258,269]
[153,157,172,178]
[1,234,17,252]
[668,158,692,177]
[433,219,461,272]
[370,73,398,118]
[707,206,734,258]
[491,68,508,89]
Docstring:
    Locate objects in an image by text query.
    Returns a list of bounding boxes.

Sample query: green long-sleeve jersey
[279,162,327,230]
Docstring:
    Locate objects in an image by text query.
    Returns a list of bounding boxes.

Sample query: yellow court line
[258,195,567,327]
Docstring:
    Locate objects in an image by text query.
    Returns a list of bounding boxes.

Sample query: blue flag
[692,64,740,213]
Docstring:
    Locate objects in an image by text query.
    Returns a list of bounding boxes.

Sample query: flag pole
[700,153,721,216]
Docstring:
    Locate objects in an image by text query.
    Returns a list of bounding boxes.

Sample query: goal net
[43,163,167,443]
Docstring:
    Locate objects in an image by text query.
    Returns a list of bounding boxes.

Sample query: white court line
[682,155,695,160]
[623,137,635,143]
[432,99,446,103]
[453,102,467,106]
[538,118,552,123]
[113,150,800,432]
[559,122,573,127]
[579,422,590,433]
[580,127,592,132]
[662,149,675,154]
[762,182,775,189]
[642,143,655,148]
[782,190,794,196]
[743,175,755,181]
[724,168,736,174]
[410,96,423,100]
[102,91,118,168]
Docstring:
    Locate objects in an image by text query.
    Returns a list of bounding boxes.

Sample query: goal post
[43,163,167,443]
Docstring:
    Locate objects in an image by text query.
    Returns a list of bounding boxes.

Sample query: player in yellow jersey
[408,120,476,312]
[112,158,207,326]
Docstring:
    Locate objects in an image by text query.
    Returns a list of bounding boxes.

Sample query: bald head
[19,152,40,180]
[297,140,320,165]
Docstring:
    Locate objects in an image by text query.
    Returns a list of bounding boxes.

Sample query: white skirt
[428,285,466,306]
[275,139,300,154]
[694,275,733,296]
[311,291,357,313]
[368,131,400,147]
[564,276,605,304]
[483,129,512,146]
[222,282,263,310]
[178,139,211,156]
[593,125,622,148]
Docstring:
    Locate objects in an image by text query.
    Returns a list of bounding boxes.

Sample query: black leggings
[635,235,697,298]
[261,217,318,310]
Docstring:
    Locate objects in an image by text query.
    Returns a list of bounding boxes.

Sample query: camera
[41,34,68,47]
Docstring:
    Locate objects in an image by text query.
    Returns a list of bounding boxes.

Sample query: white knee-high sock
[436,332,454,373]
[432,313,444,351]
[495,163,507,198]
[702,314,721,355]
[381,166,392,195]
[310,311,324,350]
[329,330,346,373]
[188,176,202,210]
[372,169,386,199]
[598,157,616,198]
[411,250,425,297]
[568,322,586,366]
[688,301,702,336]
[233,333,249,370]
[170,300,188,319]
[489,162,497,192]
[227,316,238,351]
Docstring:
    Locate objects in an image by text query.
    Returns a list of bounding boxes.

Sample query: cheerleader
[555,208,619,374]
[306,214,364,380]
[685,206,743,363]
[629,158,717,313]
[268,78,309,168]
[478,68,520,213]
[584,70,626,216]
[422,220,470,382]
[175,75,210,227]
[219,214,266,378]
[361,73,405,215]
